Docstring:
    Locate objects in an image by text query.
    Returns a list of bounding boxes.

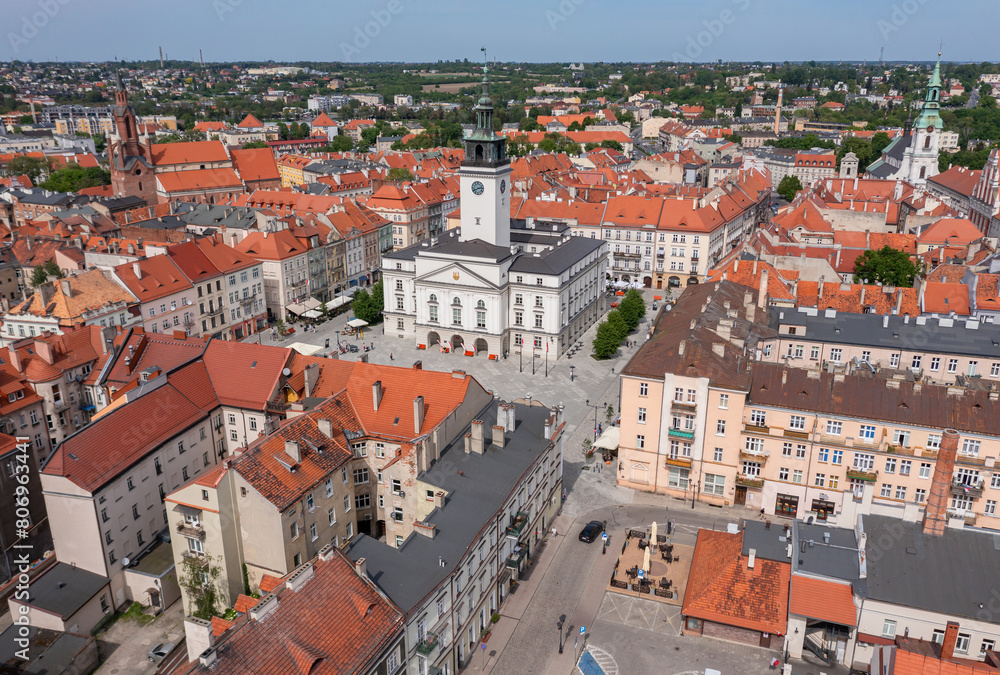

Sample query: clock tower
[458,49,512,248]
[903,54,943,185]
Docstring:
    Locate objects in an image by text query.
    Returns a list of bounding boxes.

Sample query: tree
[39,163,110,192]
[178,554,224,621]
[29,265,48,289]
[44,260,63,280]
[592,320,620,359]
[387,167,414,182]
[853,246,919,287]
[352,279,384,325]
[6,155,51,184]
[777,175,803,202]
[242,140,268,149]
[605,309,629,342]
[319,135,354,152]
[618,289,646,330]
[600,139,624,152]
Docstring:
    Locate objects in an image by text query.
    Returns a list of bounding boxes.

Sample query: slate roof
[14,562,108,619]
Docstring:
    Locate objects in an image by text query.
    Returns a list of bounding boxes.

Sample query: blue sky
[3,0,995,63]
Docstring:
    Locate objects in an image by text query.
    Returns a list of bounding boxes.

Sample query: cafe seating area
[606,526,693,606]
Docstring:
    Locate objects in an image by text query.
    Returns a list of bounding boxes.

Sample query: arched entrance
[622,275,630,283]
[428,331,440,347]
[474,337,488,355]
[686,277,700,286]
[451,335,464,352]
[668,276,681,288]
[656,278,663,289]
[643,276,653,288]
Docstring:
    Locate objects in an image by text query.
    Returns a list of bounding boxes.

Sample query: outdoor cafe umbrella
[643,537,651,573]
[651,520,657,545]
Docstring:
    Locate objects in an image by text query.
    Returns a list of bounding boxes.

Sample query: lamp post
[557,614,566,654]
[570,365,575,382]
[593,402,602,441]
[519,347,523,373]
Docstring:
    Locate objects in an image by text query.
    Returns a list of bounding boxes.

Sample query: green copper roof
[928,57,942,89]
[914,56,943,130]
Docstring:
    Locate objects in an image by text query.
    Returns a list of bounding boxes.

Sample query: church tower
[903,55,943,185]
[458,49,512,248]
[109,72,157,204]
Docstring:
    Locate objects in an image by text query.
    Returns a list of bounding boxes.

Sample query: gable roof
[113,255,192,303]
[151,140,230,166]
[682,529,790,635]
[7,269,135,324]
[231,148,280,183]
[156,168,243,193]
[235,229,308,261]
[237,114,264,129]
[789,576,857,627]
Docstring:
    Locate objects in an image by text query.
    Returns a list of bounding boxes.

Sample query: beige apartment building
[618,281,1000,530]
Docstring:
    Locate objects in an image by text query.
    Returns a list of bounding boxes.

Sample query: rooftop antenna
[159,46,163,69]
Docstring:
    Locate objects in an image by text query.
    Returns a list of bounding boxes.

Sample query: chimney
[678,340,686,355]
[412,360,422,370]
[434,491,446,508]
[413,395,425,435]
[895,290,904,315]
[712,343,725,357]
[7,345,21,372]
[284,440,301,464]
[492,425,505,448]
[317,418,333,438]
[747,548,756,569]
[60,278,72,298]
[923,429,959,536]
[941,621,960,660]
[470,420,485,454]
[464,433,472,454]
[303,362,318,398]
[354,557,367,579]
[758,268,768,308]
[34,340,54,365]
[132,261,141,279]
[372,380,383,411]
[184,617,215,664]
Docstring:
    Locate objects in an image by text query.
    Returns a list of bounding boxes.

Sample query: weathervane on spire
[481,46,488,77]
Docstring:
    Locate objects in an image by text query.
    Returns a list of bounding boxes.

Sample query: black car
[348,344,359,352]
[578,520,604,543]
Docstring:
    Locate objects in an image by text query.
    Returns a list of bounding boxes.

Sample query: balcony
[739,449,769,463]
[614,250,641,258]
[665,456,692,468]
[505,511,529,539]
[182,550,210,567]
[736,474,764,489]
[205,306,225,318]
[951,477,985,498]
[946,507,978,526]
[415,632,439,656]
[846,467,878,482]
[505,546,527,569]
[288,277,308,288]
[783,428,809,440]
[183,317,195,327]
[79,402,96,412]
[744,423,769,434]
[176,522,205,540]
[668,427,694,440]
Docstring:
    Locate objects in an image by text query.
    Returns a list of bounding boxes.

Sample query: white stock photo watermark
[214,0,244,22]
[546,0,586,31]
[877,0,931,41]
[7,0,73,55]
[340,0,414,61]
[11,437,34,662]
[672,0,752,63]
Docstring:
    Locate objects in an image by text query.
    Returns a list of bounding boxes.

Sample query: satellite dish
[398,490,405,498]
[121,557,130,566]
[282,368,291,377]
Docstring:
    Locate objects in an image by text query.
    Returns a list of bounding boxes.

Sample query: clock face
[927,125,935,132]
[500,179,506,194]
[471,181,485,196]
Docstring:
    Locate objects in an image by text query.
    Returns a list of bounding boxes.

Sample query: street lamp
[593,402,602,440]
[557,614,566,654]
[570,365,575,382]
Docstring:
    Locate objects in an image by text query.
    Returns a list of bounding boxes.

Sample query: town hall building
[381,65,607,358]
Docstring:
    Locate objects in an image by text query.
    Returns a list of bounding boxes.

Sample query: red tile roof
[157,168,243,193]
[258,574,283,594]
[233,594,259,614]
[922,281,971,315]
[235,229,308,261]
[682,529,790,635]
[237,114,264,129]
[310,113,337,127]
[928,165,982,198]
[202,340,291,411]
[231,148,280,183]
[789,576,857,626]
[113,255,193,303]
[182,550,403,675]
[151,140,230,166]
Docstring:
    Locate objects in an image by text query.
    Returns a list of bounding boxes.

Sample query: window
[637,407,646,423]
[930,357,940,371]
[895,485,907,500]
[993,474,1000,489]
[932,629,945,644]
[452,307,462,325]
[289,522,299,539]
[703,473,725,495]
[830,348,842,363]
[899,459,912,476]
[810,346,820,360]
[854,453,874,470]
[889,353,900,367]
[915,488,927,503]
[749,410,766,426]
[353,468,369,484]
[310,523,318,541]
[968,361,979,377]
[718,394,728,409]
[713,447,723,462]
[814,473,826,487]
[981,639,996,658]
[832,449,843,465]
[228,414,236,425]
[639,382,648,396]
[885,458,896,473]
[992,363,1000,378]
[962,439,981,457]
[828,475,839,489]
[911,355,922,370]
[636,435,645,449]
[882,620,896,638]
[919,462,932,479]
[344,495,351,512]
[716,420,726,436]
[818,447,829,463]
[779,467,789,481]
[880,483,892,498]
[127,476,135,491]
[956,633,971,655]
[789,415,805,430]
[825,421,842,435]
[355,493,371,509]
[948,358,958,373]
[342,467,348,484]
[859,424,876,440]
[328,507,336,525]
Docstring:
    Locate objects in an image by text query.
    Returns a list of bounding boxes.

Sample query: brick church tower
[109,72,157,204]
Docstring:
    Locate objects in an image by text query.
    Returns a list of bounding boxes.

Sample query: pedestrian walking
[390,352,394,361]
[551,527,557,538]
[760,507,766,519]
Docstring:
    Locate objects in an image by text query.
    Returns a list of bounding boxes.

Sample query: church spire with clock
[902,54,943,185]
[458,48,512,248]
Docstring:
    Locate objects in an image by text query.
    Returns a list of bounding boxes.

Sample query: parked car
[348,344,359,352]
[579,520,604,543]
[149,643,176,663]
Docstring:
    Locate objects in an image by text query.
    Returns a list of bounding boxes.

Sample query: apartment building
[39,341,294,612]
[235,229,311,321]
[112,257,197,337]
[347,399,566,675]
[617,281,1000,530]
[365,184,437,251]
